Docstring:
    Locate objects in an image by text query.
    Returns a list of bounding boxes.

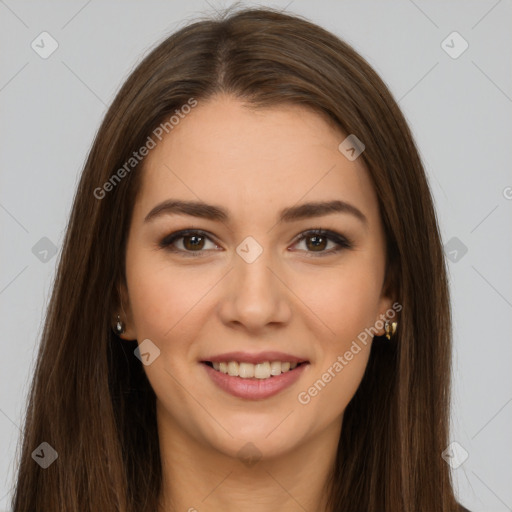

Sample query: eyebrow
[144,199,368,227]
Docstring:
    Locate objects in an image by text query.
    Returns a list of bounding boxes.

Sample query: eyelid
[159,229,221,255]
[159,228,353,257]
[290,229,353,256]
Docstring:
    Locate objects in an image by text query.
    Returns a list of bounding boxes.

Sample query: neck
[155,402,341,512]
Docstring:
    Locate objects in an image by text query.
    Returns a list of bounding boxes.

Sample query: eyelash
[158,228,353,258]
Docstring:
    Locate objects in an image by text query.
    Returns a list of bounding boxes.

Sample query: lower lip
[202,362,309,400]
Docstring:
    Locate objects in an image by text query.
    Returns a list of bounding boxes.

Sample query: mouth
[201,359,310,400]
[201,360,307,379]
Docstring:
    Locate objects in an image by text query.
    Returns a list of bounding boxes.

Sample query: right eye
[159,229,221,257]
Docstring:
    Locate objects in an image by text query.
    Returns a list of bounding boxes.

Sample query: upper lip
[202,351,309,364]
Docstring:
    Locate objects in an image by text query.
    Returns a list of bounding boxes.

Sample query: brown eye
[182,233,206,251]
[304,233,328,251]
[159,230,219,257]
[291,229,353,256]
[159,228,353,258]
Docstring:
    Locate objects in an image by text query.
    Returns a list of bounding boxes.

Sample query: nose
[216,242,292,333]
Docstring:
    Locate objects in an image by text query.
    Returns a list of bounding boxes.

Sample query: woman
[11,6,470,512]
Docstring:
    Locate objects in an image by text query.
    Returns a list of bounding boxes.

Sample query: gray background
[1,1,511,511]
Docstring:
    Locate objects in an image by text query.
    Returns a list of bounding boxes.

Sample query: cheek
[124,258,210,419]
[291,261,380,415]
[292,259,383,343]
[125,252,212,343]
[296,275,375,424]
[298,345,371,430]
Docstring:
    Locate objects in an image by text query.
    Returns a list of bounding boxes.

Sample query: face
[117,94,394,460]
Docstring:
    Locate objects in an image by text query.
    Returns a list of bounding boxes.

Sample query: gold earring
[384,320,397,340]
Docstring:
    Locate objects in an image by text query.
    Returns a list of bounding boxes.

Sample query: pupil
[308,235,326,251]
[185,235,203,250]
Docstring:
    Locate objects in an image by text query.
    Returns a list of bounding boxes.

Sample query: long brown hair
[11,5,459,511]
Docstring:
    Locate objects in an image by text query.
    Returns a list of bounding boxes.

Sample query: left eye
[292,229,352,256]
[159,229,353,257]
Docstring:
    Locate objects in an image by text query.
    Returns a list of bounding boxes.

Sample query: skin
[116,94,395,512]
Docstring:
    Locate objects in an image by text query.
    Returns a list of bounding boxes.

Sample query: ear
[112,277,137,340]
[373,295,396,337]
[373,258,400,336]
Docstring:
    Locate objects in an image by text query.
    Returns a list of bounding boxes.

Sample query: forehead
[134,95,380,230]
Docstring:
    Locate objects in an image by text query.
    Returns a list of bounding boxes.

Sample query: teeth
[227,361,238,376]
[270,361,282,375]
[254,362,270,379]
[209,360,301,379]
[239,362,254,378]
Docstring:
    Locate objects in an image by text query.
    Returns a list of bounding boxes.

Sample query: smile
[205,360,302,379]
[201,360,309,400]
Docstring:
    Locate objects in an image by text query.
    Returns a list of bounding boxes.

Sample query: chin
[211,416,304,455]
[211,434,299,463]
